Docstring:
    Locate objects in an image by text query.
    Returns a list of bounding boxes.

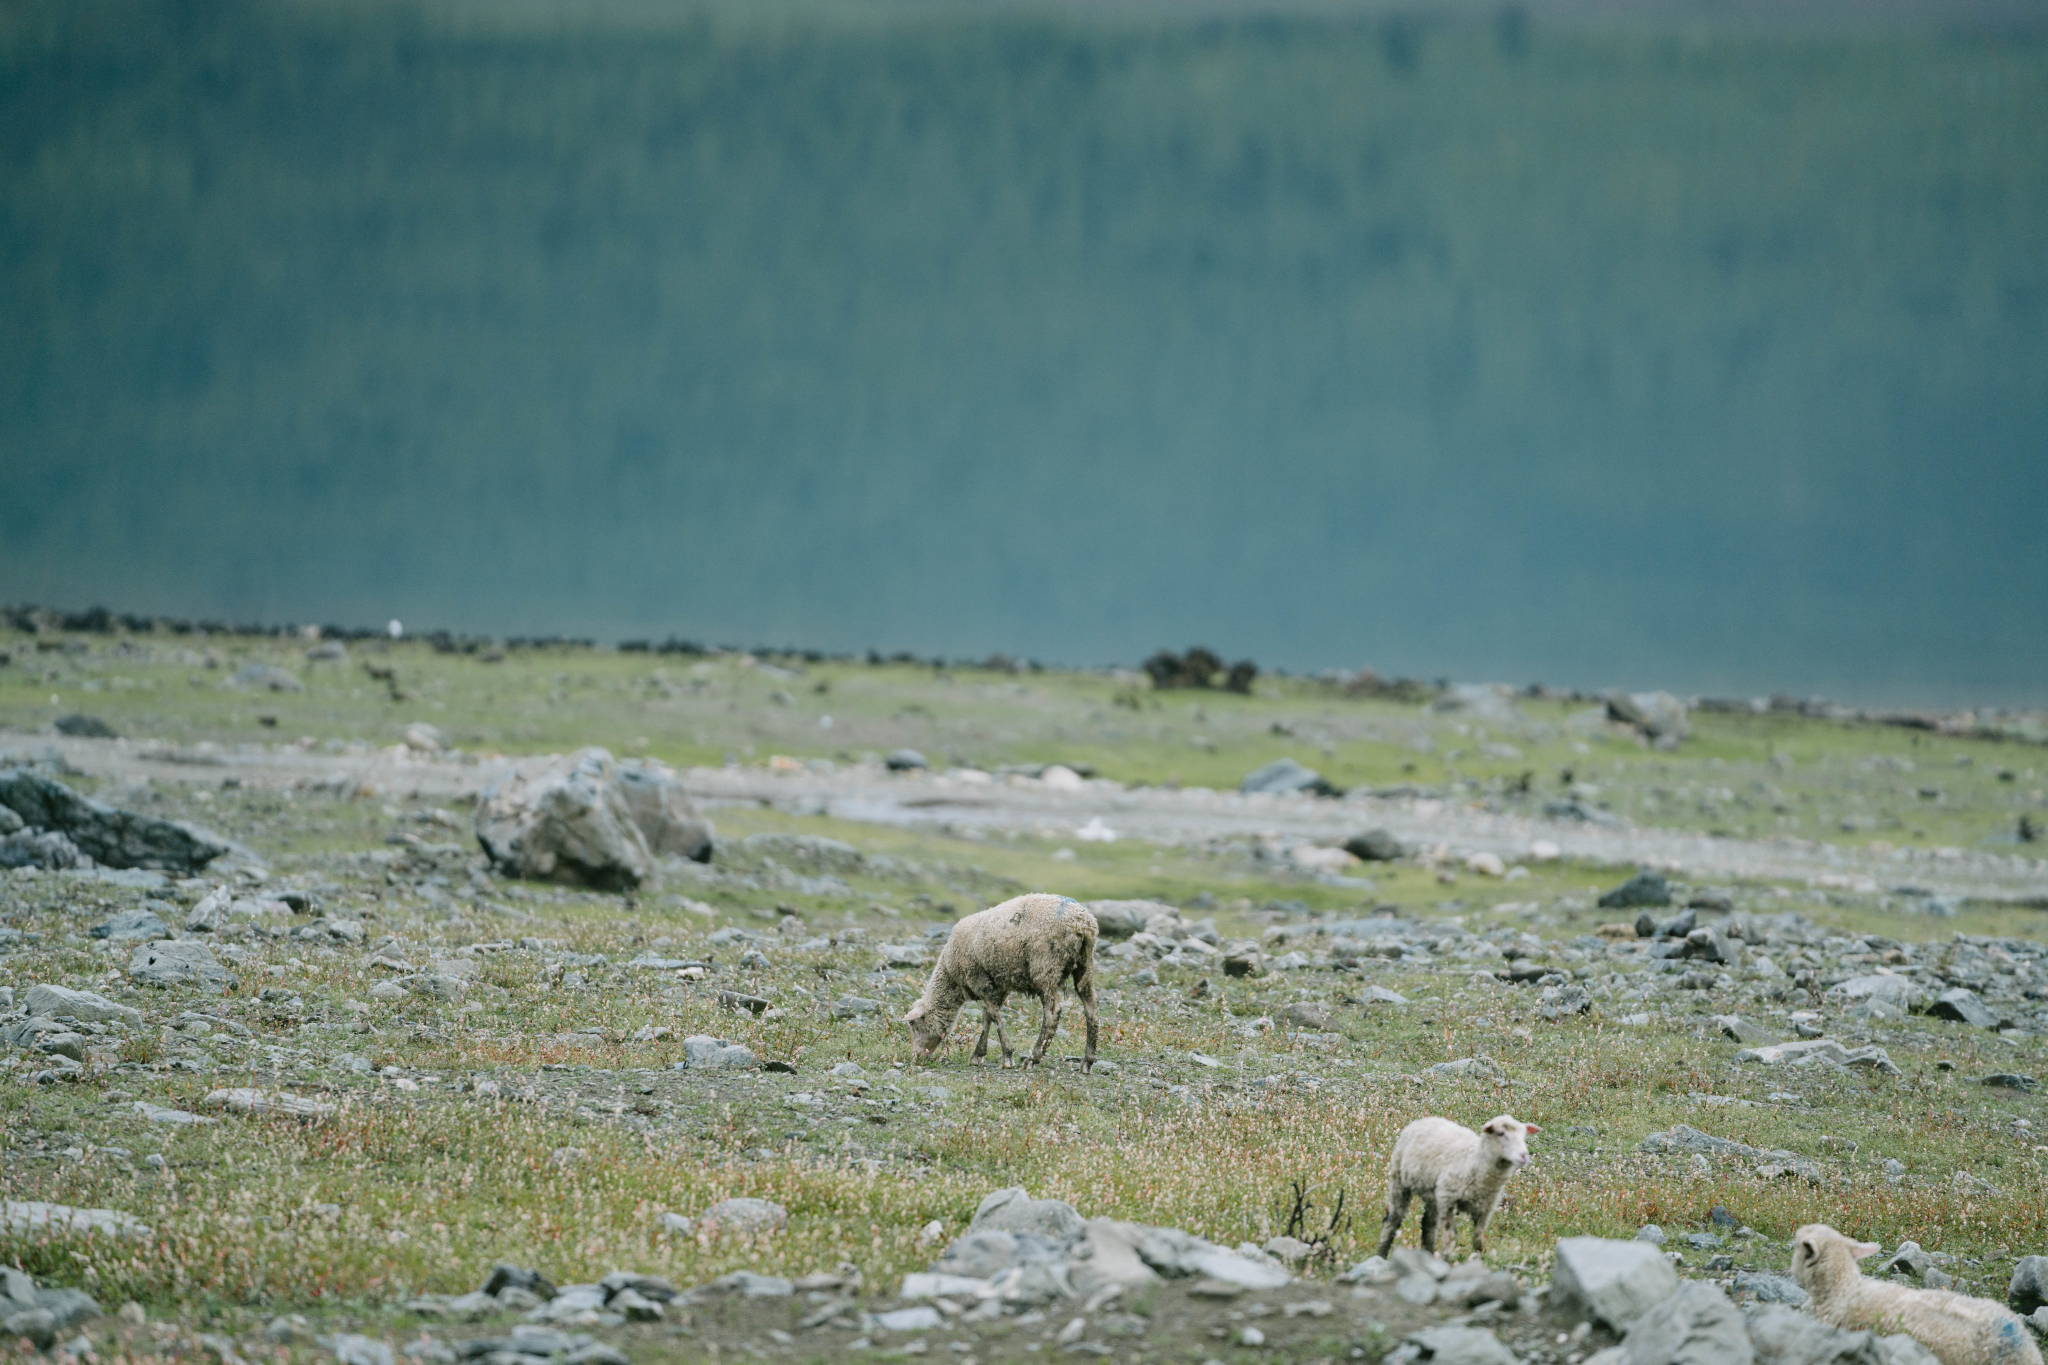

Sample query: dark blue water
[3,2,2044,702]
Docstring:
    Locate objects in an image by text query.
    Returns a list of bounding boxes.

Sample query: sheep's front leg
[971,1009,995,1063]
[1025,986,1064,1068]
[1376,1190,1411,1257]
[1468,1198,1494,1255]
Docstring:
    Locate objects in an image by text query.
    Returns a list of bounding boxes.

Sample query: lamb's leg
[971,1008,994,1063]
[1418,1198,1440,1255]
[1026,984,1063,1068]
[1436,1196,1464,1257]
[1376,1189,1411,1257]
[1469,1197,1495,1255]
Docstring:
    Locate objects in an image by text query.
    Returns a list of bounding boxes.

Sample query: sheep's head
[1479,1115,1539,1171]
[903,1000,953,1060]
[1790,1224,1879,1293]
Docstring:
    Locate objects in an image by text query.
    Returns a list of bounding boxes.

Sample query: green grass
[2,629,2047,1353]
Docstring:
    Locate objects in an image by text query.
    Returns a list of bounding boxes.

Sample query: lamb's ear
[1796,1239,1815,1261]
[1851,1240,1881,1260]
[1523,1123,1540,1135]
[903,1002,926,1023]
[1482,1119,1504,1134]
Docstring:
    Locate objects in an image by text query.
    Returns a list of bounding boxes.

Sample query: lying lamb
[1375,1114,1538,1258]
[903,893,1099,1071]
[1791,1224,2042,1365]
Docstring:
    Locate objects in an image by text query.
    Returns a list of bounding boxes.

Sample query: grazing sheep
[1791,1224,2041,1365]
[902,893,1098,1072]
[1375,1115,1538,1257]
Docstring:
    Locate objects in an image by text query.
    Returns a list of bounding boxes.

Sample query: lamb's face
[1790,1224,1880,1291]
[1480,1115,1538,1170]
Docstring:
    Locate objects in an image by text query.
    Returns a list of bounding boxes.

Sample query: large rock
[970,1188,1085,1247]
[615,760,714,862]
[698,1198,788,1235]
[0,827,87,870]
[23,984,141,1026]
[931,1229,1069,1281]
[2011,1256,2048,1316]
[1610,1281,1752,1365]
[1825,975,1920,1015]
[1928,988,2000,1030]
[1599,872,1671,909]
[1743,1302,1941,1365]
[1087,900,1176,941]
[1240,758,1340,798]
[0,768,229,872]
[1400,1324,1521,1364]
[129,941,230,993]
[1105,1221,1292,1289]
[1,1200,152,1241]
[474,749,654,891]
[1345,829,1407,861]
[1732,1039,1899,1076]
[1607,691,1690,744]
[91,908,169,942]
[1550,1237,1681,1331]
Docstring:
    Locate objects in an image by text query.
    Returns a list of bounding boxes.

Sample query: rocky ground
[1,628,2047,1363]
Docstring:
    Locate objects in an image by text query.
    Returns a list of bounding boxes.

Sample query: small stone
[1981,1073,2037,1092]
[831,996,882,1019]
[1930,987,2000,1029]
[885,750,928,771]
[92,908,170,942]
[331,1334,394,1365]
[1344,829,1405,862]
[2010,1255,2048,1316]
[1635,1224,1667,1246]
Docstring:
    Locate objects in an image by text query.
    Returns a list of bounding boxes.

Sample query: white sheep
[903,893,1099,1071]
[1375,1114,1538,1257]
[1791,1224,2042,1365]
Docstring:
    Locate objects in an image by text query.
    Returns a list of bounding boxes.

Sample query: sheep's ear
[1796,1239,1815,1260]
[903,1002,926,1023]
[1523,1123,1540,1135]
[1851,1240,1881,1260]
[1482,1119,1504,1134]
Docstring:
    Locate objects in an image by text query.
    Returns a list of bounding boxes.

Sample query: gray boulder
[1607,691,1690,743]
[1929,988,2000,1030]
[970,1188,1085,1247]
[676,1036,757,1070]
[698,1198,788,1235]
[1345,829,1407,862]
[931,1229,1064,1280]
[474,749,654,891]
[1731,1272,1808,1308]
[0,827,88,870]
[1826,975,1920,1015]
[129,941,230,993]
[2011,1256,2048,1316]
[1743,1302,1940,1365]
[1240,758,1340,797]
[1611,1281,1752,1365]
[23,984,141,1026]
[1550,1237,1681,1331]
[1599,872,1671,910]
[0,769,228,872]
[1397,1324,1521,1364]
[225,662,302,692]
[615,761,714,862]
[886,749,928,771]
[1087,900,1175,941]
[91,908,169,942]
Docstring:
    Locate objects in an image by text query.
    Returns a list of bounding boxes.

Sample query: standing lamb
[1375,1114,1538,1258]
[1791,1224,2042,1365]
[902,893,1099,1072]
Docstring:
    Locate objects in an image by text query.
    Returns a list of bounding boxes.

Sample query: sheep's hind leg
[1025,985,1063,1068]
[971,1008,994,1064]
[1468,1202,1491,1255]
[1376,1190,1411,1257]
[1079,974,1098,1073]
[1419,1199,1440,1255]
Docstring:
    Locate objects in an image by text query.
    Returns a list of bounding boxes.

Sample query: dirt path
[9,733,2046,903]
